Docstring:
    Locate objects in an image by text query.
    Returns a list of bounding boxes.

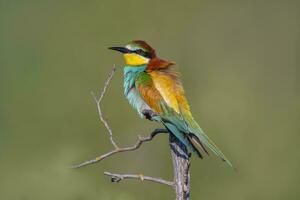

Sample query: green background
[1,1,299,199]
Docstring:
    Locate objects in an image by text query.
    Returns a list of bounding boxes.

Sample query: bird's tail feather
[186,117,234,168]
[158,103,233,168]
[187,133,209,156]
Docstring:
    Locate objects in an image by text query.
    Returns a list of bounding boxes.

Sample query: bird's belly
[126,87,152,118]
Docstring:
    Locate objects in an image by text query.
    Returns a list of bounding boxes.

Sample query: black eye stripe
[131,49,152,58]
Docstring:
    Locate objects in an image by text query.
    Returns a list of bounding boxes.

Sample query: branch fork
[72,66,173,187]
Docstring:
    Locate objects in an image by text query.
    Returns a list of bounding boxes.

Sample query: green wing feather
[159,103,201,156]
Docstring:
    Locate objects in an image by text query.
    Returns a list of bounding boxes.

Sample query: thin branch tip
[72,128,168,169]
[104,172,174,187]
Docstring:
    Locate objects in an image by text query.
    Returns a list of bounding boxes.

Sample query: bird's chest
[123,66,151,117]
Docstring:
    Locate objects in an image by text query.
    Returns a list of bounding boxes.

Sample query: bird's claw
[142,109,158,121]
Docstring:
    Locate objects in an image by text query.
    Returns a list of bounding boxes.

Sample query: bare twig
[72,66,173,187]
[71,128,168,169]
[91,65,118,148]
[104,172,174,187]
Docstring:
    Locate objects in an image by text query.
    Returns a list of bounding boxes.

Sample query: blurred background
[1,0,299,199]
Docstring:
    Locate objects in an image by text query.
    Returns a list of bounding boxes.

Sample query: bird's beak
[108,47,130,54]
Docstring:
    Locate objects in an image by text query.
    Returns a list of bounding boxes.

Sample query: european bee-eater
[109,40,232,167]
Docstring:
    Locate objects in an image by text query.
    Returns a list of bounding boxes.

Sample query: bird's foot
[142,109,158,121]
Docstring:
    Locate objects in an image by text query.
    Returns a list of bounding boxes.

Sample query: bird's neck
[123,65,147,96]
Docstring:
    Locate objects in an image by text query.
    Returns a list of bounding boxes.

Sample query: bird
[109,40,232,167]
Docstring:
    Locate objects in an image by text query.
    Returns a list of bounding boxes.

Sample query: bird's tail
[158,104,233,168]
[186,116,234,168]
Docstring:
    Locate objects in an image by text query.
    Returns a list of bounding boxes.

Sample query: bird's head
[109,40,156,66]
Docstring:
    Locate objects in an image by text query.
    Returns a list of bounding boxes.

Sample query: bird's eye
[135,49,144,55]
[133,49,152,58]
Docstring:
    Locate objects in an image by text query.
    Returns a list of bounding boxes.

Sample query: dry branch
[72,66,173,188]
[104,172,174,187]
[71,128,169,169]
[91,65,118,148]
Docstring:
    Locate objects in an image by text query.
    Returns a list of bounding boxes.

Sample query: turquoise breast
[123,65,151,117]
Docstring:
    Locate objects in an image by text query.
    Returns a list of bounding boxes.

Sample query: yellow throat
[123,53,149,66]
